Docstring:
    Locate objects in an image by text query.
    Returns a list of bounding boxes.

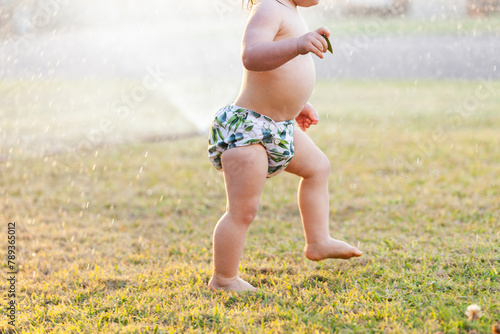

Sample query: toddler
[207,0,362,292]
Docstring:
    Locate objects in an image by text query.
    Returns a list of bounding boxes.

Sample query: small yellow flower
[465,304,482,321]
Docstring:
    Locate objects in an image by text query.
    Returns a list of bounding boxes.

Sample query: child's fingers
[315,27,330,54]
[309,38,326,58]
[307,34,328,56]
[298,32,327,57]
[315,27,331,39]
[297,119,308,131]
[315,33,328,53]
[304,109,319,123]
[310,110,320,123]
[296,119,304,129]
[306,118,317,127]
[310,47,324,59]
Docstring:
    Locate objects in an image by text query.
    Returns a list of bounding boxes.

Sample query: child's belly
[236,55,316,122]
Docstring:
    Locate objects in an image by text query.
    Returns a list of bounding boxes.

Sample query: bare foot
[208,275,257,292]
[304,238,363,261]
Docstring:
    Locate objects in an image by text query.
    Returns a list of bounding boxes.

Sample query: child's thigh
[285,129,330,178]
[221,144,268,204]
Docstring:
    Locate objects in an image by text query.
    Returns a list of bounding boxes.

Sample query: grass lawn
[1,80,499,333]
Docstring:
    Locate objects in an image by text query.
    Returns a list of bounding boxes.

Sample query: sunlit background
[1,2,499,331]
[0,0,499,161]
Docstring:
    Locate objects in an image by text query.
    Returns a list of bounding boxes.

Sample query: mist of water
[0,0,249,159]
[0,0,498,161]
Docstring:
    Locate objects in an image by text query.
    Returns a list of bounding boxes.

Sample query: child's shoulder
[252,0,287,14]
[249,0,289,26]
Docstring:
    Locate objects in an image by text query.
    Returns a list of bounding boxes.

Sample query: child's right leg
[208,144,268,292]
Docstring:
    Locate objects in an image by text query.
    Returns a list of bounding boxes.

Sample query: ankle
[210,274,239,287]
[305,237,331,248]
[208,274,257,292]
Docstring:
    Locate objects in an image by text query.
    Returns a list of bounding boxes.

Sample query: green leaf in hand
[322,34,333,54]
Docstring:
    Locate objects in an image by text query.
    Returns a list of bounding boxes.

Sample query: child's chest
[276,10,309,40]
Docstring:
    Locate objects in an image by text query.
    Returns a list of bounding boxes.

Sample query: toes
[353,248,363,257]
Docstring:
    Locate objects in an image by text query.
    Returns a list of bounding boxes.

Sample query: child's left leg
[285,129,363,260]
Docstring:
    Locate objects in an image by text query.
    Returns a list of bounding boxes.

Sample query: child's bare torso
[234,5,315,122]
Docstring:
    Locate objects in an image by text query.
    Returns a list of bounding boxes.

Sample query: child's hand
[297,27,331,59]
[295,102,319,131]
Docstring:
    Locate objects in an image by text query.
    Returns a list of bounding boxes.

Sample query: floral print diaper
[208,104,295,177]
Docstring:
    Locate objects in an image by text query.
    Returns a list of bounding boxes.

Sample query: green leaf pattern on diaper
[208,105,295,176]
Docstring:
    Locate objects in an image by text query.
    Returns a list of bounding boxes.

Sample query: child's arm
[241,2,330,72]
[295,102,319,131]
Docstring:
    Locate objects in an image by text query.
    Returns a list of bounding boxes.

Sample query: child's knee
[229,203,259,226]
[317,153,330,177]
[242,203,259,224]
[305,152,330,180]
